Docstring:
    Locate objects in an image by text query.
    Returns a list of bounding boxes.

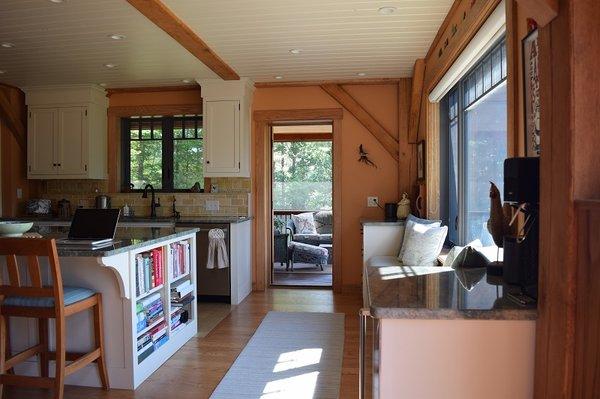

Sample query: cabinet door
[56,106,87,176]
[28,108,58,175]
[204,100,240,175]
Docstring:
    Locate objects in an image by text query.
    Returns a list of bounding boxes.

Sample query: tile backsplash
[30,177,251,218]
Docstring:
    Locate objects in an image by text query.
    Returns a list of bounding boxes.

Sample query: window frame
[441,36,508,246]
[121,115,205,193]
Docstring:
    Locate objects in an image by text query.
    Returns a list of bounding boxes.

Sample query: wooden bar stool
[0,238,109,399]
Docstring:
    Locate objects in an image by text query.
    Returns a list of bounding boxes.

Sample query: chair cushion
[291,212,318,234]
[314,211,333,234]
[293,233,332,246]
[3,286,96,308]
[288,241,329,264]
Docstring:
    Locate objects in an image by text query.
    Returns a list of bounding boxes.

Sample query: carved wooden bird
[486,182,513,248]
[358,144,377,168]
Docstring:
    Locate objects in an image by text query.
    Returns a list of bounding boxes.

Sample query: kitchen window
[441,37,507,246]
[122,115,204,192]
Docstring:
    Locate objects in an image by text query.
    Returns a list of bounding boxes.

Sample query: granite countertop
[361,219,406,226]
[2,215,253,225]
[366,265,537,320]
[29,225,199,257]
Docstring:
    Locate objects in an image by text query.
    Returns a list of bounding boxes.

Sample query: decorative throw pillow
[292,212,317,235]
[400,223,448,266]
[398,217,442,261]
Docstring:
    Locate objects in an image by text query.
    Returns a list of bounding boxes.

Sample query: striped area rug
[210,311,345,399]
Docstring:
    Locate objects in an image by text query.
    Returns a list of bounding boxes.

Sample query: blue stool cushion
[3,286,96,308]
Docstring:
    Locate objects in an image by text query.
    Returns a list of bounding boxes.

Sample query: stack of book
[169,241,191,280]
[136,293,164,333]
[135,248,164,296]
[137,321,169,363]
[171,280,194,306]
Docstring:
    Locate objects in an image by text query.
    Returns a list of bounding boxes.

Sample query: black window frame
[121,114,204,193]
[440,36,508,246]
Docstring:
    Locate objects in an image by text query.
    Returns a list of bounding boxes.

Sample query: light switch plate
[16,188,23,199]
[367,196,379,207]
[206,200,220,211]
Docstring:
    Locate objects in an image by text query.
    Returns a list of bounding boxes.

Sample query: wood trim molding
[398,79,413,197]
[320,84,399,161]
[253,108,343,122]
[515,0,558,27]
[273,133,333,142]
[0,89,26,153]
[253,110,343,293]
[107,104,203,117]
[255,78,403,88]
[125,0,239,80]
[424,0,502,92]
[106,85,200,97]
[408,59,425,144]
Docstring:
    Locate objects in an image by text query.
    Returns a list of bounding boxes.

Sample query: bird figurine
[358,144,377,168]
[486,182,514,248]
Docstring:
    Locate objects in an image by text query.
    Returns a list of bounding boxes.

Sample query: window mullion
[163,117,174,191]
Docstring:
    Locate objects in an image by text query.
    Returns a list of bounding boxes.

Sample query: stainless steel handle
[359,308,371,399]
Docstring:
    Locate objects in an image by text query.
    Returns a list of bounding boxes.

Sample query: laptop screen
[68,209,121,240]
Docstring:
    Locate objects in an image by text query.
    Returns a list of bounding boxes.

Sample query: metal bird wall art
[358,144,377,168]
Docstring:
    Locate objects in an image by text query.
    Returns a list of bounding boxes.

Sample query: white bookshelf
[129,233,198,388]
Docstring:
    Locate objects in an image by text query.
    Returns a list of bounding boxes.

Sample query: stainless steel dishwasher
[176,222,231,303]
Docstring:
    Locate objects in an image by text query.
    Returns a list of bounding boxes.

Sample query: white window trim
[429,0,507,103]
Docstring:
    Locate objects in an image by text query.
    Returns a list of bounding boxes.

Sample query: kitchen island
[362,264,537,399]
[5,226,199,390]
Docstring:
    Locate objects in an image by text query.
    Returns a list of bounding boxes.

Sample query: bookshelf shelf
[136,284,164,302]
[169,271,190,285]
[136,316,165,338]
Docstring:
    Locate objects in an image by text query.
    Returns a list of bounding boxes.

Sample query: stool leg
[54,316,65,399]
[93,294,109,390]
[38,318,49,378]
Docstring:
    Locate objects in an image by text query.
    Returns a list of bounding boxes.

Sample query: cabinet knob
[206,160,210,164]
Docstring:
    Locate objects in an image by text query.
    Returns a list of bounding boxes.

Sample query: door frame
[253,108,343,293]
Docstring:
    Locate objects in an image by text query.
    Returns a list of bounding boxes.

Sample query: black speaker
[504,157,540,204]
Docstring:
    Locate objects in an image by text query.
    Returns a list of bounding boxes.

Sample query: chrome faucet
[142,184,160,218]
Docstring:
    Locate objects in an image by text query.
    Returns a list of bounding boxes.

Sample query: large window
[122,115,204,191]
[441,38,507,246]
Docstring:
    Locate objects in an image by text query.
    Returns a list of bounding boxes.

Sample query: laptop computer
[58,208,121,246]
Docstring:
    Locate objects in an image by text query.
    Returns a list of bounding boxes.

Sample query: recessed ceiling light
[378,6,397,15]
[274,76,283,80]
[182,79,192,84]
[289,48,302,55]
[357,72,367,77]
[48,0,64,3]
[99,83,107,87]
[108,34,126,40]
[1,43,15,48]
[103,63,117,69]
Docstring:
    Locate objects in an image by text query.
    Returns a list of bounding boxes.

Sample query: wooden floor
[4,287,370,399]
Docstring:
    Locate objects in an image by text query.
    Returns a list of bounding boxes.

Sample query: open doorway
[271,123,333,287]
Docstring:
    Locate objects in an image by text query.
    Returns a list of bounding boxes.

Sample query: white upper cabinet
[28,108,57,176]
[198,78,253,178]
[205,100,240,174]
[26,85,108,179]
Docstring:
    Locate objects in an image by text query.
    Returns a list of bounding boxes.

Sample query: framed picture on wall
[417,140,425,182]
[522,29,540,157]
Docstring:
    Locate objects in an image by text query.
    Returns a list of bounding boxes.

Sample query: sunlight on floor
[261,371,320,399]
[273,348,323,372]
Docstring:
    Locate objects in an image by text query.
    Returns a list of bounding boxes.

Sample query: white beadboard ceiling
[0,0,452,88]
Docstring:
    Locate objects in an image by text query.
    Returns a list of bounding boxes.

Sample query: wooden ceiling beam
[408,59,425,144]
[0,88,26,153]
[516,0,558,27]
[320,84,399,161]
[125,0,239,80]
